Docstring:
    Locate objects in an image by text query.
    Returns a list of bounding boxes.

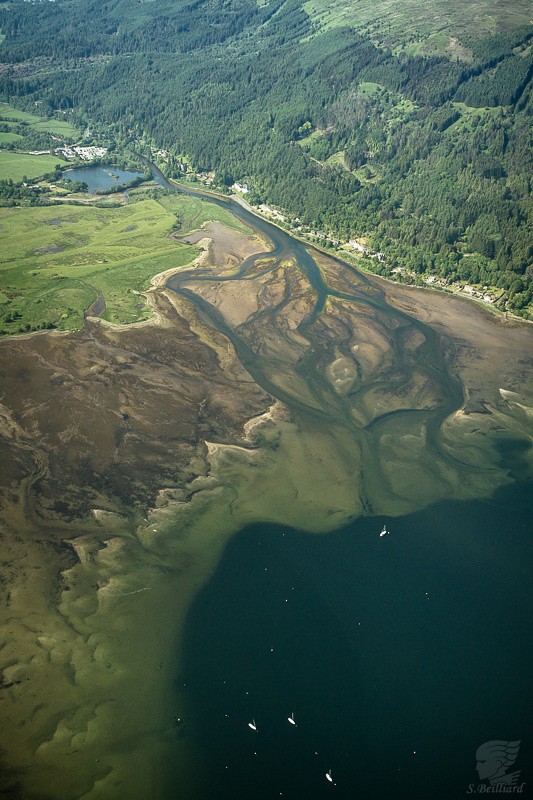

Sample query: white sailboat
[326,770,333,783]
[379,524,390,537]
[248,719,257,731]
[288,713,296,725]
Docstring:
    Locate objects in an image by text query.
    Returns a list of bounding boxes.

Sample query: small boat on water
[379,525,390,537]
[326,770,333,783]
[248,719,257,731]
[288,713,296,725]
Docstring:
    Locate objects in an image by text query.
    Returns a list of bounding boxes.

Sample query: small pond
[63,165,144,193]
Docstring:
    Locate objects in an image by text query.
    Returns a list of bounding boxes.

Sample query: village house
[57,147,76,159]
[196,171,215,184]
[259,204,286,222]
[56,145,108,160]
[347,239,369,255]
[73,146,108,160]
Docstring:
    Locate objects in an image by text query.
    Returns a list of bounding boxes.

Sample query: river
[141,162,533,798]
[152,160,462,432]
[0,158,530,800]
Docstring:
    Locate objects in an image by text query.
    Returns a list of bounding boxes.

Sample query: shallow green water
[153,164,532,799]
[1,165,530,800]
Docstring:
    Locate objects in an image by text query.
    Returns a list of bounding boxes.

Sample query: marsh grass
[156,192,251,234]
[0,199,199,332]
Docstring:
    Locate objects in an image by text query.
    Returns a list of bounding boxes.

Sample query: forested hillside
[1,0,532,314]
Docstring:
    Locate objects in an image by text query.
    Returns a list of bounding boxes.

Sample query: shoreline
[1,176,532,800]
[177,181,531,325]
[3,174,529,347]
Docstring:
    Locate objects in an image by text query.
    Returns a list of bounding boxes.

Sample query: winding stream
[148,161,469,515]
[143,163,532,799]
[0,161,530,800]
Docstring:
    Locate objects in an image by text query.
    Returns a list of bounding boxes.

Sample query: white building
[73,146,108,160]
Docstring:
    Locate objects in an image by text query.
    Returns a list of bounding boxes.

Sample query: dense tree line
[0,122,56,152]
[0,179,49,206]
[0,0,531,314]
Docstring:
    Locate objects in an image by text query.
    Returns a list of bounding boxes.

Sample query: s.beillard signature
[467,740,526,795]
[466,783,526,794]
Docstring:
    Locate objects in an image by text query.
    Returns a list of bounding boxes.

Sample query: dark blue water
[148,157,532,798]
[181,480,532,799]
[63,165,143,193]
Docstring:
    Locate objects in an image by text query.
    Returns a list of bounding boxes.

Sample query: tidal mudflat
[0,209,531,799]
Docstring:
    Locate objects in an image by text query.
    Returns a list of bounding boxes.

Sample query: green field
[324,150,349,170]
[0,131,22,144]
[0,102,79,137]
[31,118,80,138]
[0,151,62,181]
[0,102,80,173]
[0,198,201,334]
[0,102,42,123]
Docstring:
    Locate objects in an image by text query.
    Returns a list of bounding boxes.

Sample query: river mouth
[0,181,531,799]
[165,209,531,518]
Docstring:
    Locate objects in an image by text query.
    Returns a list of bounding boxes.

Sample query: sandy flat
[1,212,531,800]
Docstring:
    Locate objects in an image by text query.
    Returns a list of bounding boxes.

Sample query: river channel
[151,160,467,512]
[0,159,531,800]
[143,162,533,798]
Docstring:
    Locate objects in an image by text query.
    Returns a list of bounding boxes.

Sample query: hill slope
[0,0,531,315]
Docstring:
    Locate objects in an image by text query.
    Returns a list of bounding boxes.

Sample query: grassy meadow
[0,102,79,138]
[303,0,533,55]
[0,151,62,181]
[0,102,43,123]
[0,131,22,144]
[0,199,200,334]
[30,118,79,138]
[0,101,80,182]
